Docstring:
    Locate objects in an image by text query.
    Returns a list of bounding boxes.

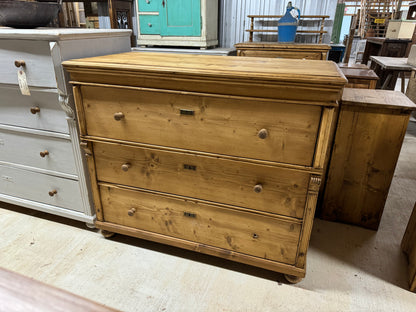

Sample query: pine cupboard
[63,53,346,281]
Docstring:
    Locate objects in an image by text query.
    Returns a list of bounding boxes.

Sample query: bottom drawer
[0,165,83,212]
[99,184,302,265]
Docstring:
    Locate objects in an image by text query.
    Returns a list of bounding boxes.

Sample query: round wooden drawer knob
[128,208,136,216]
[48,190,57,197]
[40,150,49,158]
[258,129,268,139]
[30,107,40,114]
[121,163,131,172]
[114,112,125,121]
[14,60,26,68]
[253,184,263,193]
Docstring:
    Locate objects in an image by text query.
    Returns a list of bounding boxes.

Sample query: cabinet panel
[100,184,302,264]
[139,15,161,35]
[138,0,159,12]
[160,0,201,36]
[93,142,310,218]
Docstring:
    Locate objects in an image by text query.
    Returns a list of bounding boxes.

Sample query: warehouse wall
[219,0,338,48]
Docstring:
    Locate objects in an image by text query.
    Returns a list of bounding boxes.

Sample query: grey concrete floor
[0,121,416,312]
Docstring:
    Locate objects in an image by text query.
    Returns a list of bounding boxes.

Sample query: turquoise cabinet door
[138,0,159,12]
[160,0,201,36]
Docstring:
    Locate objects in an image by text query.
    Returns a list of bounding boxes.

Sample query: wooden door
[160,0,201,36]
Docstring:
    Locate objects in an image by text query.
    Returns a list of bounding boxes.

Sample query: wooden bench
[246,15,329,43]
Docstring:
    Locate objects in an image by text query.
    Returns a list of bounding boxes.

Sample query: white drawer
[0,39,57,88]
[0,126,77,176]
[0,164,83,212]
[0,85,68,133]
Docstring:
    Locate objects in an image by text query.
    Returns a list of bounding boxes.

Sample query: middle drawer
[93,142,310,218]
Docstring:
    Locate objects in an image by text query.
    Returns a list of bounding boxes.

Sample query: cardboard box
[386,20,416,39]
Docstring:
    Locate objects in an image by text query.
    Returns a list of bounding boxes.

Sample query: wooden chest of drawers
[0,29,131,223]
[64,52,346,280]
[234,42,331,60]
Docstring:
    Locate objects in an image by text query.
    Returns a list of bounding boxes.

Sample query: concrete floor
[1,121,416,312]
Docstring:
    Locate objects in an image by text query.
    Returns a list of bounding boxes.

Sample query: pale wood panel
[93,142,310,218]
[0,165,83,212]
[0,86,68,133]
[63,52,347,84]
[0,128,77,176]
[99,184,302,265]
[322,103,411,230]
[80,85,322,166]
[342,88,416,110]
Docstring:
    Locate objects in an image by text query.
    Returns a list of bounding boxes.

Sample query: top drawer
[79,85,322,166]
[0,39,57,88]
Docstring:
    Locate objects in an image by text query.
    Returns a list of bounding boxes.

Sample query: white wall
[219,0,338,48]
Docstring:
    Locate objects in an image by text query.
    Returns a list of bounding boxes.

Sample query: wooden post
[249,17,254,42]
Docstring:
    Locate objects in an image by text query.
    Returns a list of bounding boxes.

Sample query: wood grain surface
[93,141,310,218]
[80,85,322,166]
[99,184,302,265]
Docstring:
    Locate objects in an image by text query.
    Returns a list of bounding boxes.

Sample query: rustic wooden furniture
[402,202,416,292]
[370,56,414,92]
[361,37,411,66]
[136,0,218,48]
[0,28,131,224]
[234,42,330,60]
[340,67,379,89]
[0,267,119,311]
[63,52,346,281]
[320,88,416,230]
[246,15,329,43]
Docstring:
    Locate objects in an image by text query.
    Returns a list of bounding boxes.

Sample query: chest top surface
[63,52,346,85]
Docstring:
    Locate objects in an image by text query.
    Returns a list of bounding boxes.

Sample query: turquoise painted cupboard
[136,0,218,48]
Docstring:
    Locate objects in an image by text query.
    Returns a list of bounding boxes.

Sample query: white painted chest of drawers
[0,28,131,223]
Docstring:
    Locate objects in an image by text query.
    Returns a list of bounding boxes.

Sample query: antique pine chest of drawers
[0,28,131,223]
[63,52,346,280]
